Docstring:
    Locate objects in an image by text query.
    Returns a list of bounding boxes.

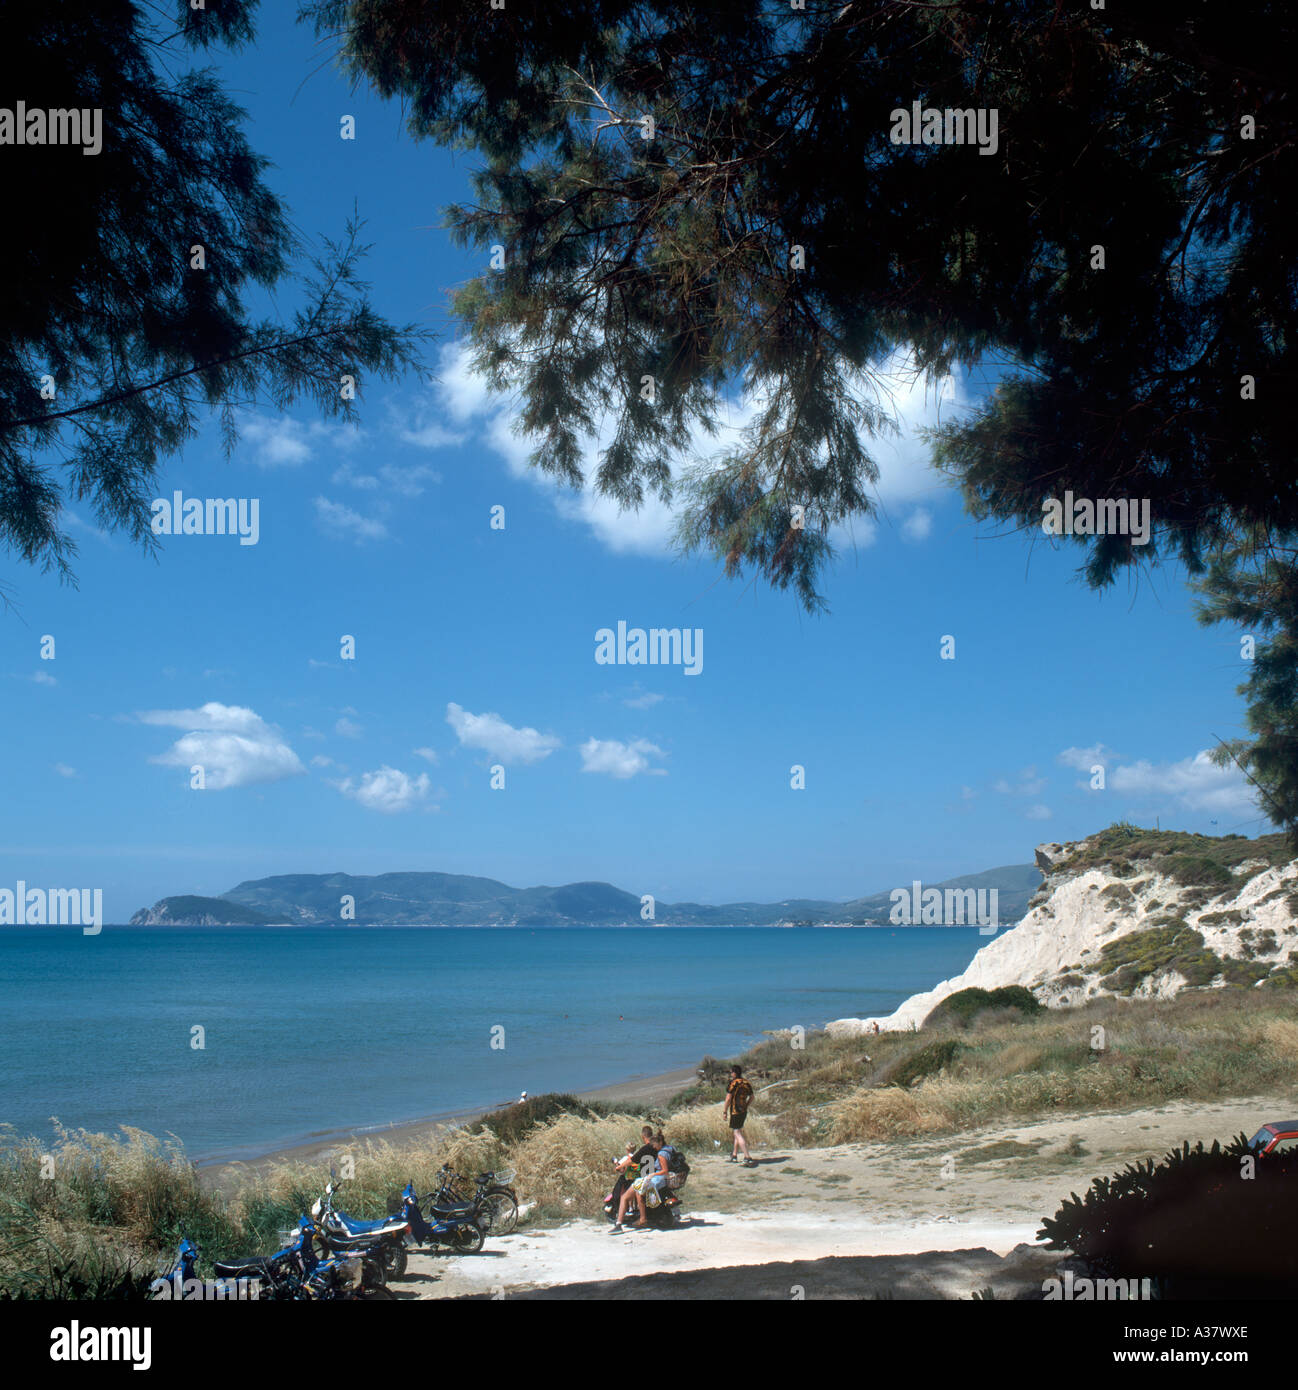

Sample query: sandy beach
[391,1092,1292,1299]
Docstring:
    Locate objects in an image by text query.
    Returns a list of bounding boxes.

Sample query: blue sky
[0,10,1267,921]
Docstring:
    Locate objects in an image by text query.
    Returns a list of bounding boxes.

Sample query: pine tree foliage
[0,1,427,585]
[310,0,1298,832]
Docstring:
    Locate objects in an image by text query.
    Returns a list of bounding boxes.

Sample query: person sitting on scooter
[614,1133,673,1232]
[605,1125,655,1218]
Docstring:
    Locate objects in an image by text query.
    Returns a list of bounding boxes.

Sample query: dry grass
[0,1100,763,1291]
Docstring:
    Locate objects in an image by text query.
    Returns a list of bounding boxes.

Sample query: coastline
[196,1064,701,1185]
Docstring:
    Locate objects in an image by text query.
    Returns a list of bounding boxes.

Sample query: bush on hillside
[473,1093,606,1146]
[1039,1136,1298,1296]
[880,1038,966,1088]
[923,986,1042,1029]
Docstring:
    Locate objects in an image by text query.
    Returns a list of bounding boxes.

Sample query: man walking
[722,1064,756,1167]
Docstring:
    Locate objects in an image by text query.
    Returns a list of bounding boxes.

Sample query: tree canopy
[308,0,1298,833]
[0,0,426,586]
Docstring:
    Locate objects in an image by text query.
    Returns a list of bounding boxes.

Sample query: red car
[1248,1121,1298,1154]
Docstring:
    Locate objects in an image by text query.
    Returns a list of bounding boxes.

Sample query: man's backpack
[730,1077,754,1111]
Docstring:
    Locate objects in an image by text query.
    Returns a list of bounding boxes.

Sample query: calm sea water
[0,926,985,1161]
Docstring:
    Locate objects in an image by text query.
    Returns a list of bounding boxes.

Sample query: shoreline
[195,1064,702,1184]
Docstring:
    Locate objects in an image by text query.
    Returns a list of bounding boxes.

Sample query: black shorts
[729,1110,747,1130]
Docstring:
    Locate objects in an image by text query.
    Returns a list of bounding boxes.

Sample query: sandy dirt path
[401,1092,1292,1299]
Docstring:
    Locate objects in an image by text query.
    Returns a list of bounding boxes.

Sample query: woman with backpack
[722,1064,756,1167]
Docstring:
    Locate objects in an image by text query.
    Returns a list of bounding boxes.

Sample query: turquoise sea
[0,926,986,1161]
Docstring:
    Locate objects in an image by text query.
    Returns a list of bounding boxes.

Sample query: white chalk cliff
[826,836,1298,1035]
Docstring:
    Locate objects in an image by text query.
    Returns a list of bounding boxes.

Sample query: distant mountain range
[129,862,1041,926]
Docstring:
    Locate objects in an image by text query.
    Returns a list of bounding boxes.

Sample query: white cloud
[1025,804,1053,821]
[313,497,389,543]
[140,702,306,790]
[580,737,667,779]
[332,461,442,498]
[31,671,57,687]
[330,463,382,491]
[53,763,77,778]
[389,388,468,451]
[242,414,360,468]
[445,702,559,765]
[335,717,363,739]
[994,767,1046,797]
[426,342,963,559]
[413,746,439,763]
[1058,744,1119,772]
[333,765,433,814]
[1110,750,1258,817]
[311,755,335,768]
[623,691,664,710]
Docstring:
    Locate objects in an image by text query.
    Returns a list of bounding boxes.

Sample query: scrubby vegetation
[1039,1135,1298,1296]
[1095,920,1286,995]
[1056,823,1290,880]
[5,978,1296,1298]
[923,985,1042,1029]
[1098,925,1220,993]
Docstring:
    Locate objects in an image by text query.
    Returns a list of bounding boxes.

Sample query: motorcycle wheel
[480,1189,518,1235]
[451,1221,485,1254]
[358,1283,395,1300]
[379,1243,408,1281]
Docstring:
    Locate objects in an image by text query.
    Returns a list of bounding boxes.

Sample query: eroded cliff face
[826,836,1298,1035]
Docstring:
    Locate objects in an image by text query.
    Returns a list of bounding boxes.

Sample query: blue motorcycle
[313,1180,413,1279]
[398,1180,485,1253]
[316,1176,485,1258]
[152,1218,392,1300]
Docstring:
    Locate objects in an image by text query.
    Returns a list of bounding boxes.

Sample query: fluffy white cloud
[445,702,559,764]
[241,414,360,467]
[313,497,389,542]
[1025,804,1053,821]
[580,737,667,779]
[53,763,77,778]
[413,747,439,763]
[1109,750,1258,817]
[334,765,432,814]
[623,691,664,710]
[1058,743,1119,773]
[31,671,57,687]
[140,702,305,790]
[335,717,363,739]
[428,342,962,558]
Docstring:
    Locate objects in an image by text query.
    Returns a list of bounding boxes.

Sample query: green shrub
[1039,1136,1298,1295]
[880,1038,966,1088]
[1218,958,1271,987]
[1160,856,1235,888]
[924,985,1042,1028]
[1098,926,1223,994]
[473,1093,605,1145]
[1199,910,1244,928]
